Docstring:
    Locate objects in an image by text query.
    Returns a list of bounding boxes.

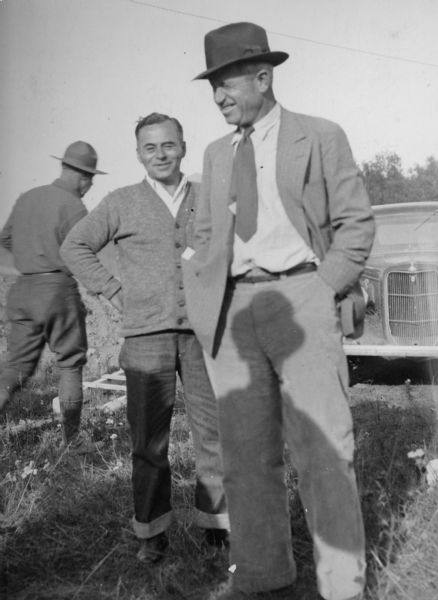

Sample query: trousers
[119,331,228,539]
[203,271,365,600]
[0,273,87,407]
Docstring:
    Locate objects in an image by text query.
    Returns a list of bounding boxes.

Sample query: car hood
[366,251,438,270]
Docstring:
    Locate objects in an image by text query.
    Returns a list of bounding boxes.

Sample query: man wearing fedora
[0,141,105,454]
[183,22,375,600]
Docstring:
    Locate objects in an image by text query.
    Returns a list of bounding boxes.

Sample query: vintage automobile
[343,201,438,357]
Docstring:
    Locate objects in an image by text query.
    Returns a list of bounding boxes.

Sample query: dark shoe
[205,528,230,548]
[318,595,362,600]
[318,595,363,600]
[136,532,168,564]
[210,577,294,600]
[62,431,103,455]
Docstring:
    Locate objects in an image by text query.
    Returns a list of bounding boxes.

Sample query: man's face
[79,174,94,197]
[209,64,265,128]
[136,120,186,186]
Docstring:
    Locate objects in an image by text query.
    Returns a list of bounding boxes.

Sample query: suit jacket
[183,107,375,356]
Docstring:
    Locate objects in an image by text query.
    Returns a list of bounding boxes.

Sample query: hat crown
[194,21,289,80]
[205,22,270,70]
[62,141,98,171]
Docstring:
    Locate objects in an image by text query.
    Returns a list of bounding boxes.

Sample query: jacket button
[177,317,184,325]
[175,242,181,248]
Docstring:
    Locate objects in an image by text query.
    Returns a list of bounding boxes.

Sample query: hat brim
[51,155,107,175]
[193,50,289,80]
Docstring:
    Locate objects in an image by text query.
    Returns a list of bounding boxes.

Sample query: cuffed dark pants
[119,331,228,539]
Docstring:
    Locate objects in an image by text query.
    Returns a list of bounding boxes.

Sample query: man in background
[0,141,105,454]
[61,113,228,564]
[183,22,375,600]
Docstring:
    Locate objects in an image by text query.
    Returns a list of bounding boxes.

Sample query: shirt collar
[144,171,188,200]
[232,102,281,146]
[52,178,81,198]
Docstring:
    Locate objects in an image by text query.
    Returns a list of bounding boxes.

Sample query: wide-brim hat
[194,22,289,80]
[51,140,106,174]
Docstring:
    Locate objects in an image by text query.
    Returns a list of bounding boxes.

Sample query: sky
[0,0,437,226]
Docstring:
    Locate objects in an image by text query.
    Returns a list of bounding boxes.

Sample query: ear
[181,141,187,158]
[136,147,142,164]
[255,67,272,93]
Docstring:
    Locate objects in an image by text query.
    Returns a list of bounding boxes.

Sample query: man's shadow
[217,288,435,598]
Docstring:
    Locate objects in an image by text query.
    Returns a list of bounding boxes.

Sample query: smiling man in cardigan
[61,113,228,564]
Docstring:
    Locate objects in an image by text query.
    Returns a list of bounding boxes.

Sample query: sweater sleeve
[60,194,122,300]
[0,209,14,251]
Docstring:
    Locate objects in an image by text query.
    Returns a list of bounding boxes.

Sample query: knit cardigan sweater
[61,179,198,338]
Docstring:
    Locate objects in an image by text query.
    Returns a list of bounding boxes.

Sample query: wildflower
[407,449,425,459]
[106,418,115,425]
[110,433,118,440]
[21,461,38,479]
[43,460,51,472]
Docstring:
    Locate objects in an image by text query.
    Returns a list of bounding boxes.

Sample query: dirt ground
[0,274,123,380]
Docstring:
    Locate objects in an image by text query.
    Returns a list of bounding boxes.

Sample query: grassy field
[1,273,438,599]
[1,371,437,600]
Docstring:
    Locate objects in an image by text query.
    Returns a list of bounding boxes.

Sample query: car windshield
[372,208,438,254]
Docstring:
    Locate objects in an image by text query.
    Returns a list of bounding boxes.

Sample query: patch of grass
[1,376,438,599]
[373,487,438,600]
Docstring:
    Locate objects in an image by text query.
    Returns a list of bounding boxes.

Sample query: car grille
[385,269,438,345]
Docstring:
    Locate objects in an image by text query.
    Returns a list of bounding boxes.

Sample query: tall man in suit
[61,113,228,564]
[183,23,375,600]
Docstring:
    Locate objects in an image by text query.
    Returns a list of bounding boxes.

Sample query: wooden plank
[84,382,126,391]
[2,417,54,436]
[83,369,126,391]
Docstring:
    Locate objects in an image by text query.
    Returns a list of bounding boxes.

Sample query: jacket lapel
[276,109,312,237]
[213,137,235,261]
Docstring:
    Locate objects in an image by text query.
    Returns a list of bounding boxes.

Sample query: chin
[224,115,239,126]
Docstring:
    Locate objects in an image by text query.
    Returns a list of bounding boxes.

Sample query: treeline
[360,153,438,206]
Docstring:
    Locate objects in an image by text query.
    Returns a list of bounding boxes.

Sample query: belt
[231,262,316,284]
[22,270,63,276]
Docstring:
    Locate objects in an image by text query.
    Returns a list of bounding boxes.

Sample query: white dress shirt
[230,103,317,276]
[145,172,189,218]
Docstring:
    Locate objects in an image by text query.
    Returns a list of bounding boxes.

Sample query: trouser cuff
[132,511,174,539]
[233,569,296,594]
[193,507,230,530]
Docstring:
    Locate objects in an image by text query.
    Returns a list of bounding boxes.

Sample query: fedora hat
[194,22,289,80]
[51,141,106,174]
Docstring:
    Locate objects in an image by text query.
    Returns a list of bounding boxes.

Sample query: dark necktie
[230,127,258,242]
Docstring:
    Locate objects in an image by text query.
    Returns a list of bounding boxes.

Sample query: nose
[213,86,226,105]
[156,145,167,160]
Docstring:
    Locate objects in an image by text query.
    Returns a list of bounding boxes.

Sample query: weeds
[1,372,438,599]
